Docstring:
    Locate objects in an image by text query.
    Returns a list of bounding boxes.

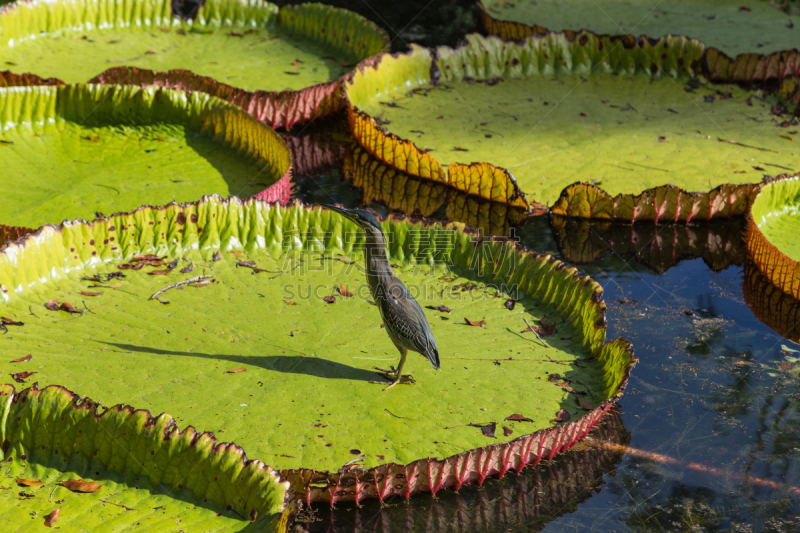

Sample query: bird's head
[320,204,385,236]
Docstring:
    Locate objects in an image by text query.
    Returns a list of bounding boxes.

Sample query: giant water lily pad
[0,196,635,505]
[0,84,290,229]
[479,0,800,58]
[0,384,289,530]
[0,0,389,128]
[345,33,800,221]
[746,175,800,300]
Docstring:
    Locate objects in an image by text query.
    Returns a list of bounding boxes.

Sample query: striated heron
[321,204,440,390]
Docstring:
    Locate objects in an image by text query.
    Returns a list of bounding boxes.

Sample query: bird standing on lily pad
[321,204,440,390]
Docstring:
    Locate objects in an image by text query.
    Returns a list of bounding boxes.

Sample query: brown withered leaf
[180,263,194,274]
[579,399,596,410]
[80,291,102,297]
[237,260,257,269]
[547,373,563,382]
[338,284,353,298]
[555,409,571,422]
[1,316,23,326]
[16,478,43,486]
[10,354,32,363]
[82,276,102,282]
[504,414,532,422]
[283,300,297,305]
[12,371,36,382]
[426,305,451,313]
[61,479,102,493]
[781,362,794,370]
[564,385,586,395]
[225,368,247,374]
[83,135,99,142]
[480,422,496,438]
[504,299,516,311]
[323,295,336,304]
[44,508,60,527]
[522,317,557,336]
[464,318,486,327]
[131,254,161,261]
[45,300,60,311]
[212,250,222,262]
[167,259,179,269]
[148,269,171,275]
[502,426,513,436]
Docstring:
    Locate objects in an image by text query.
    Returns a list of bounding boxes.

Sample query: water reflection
[303,411,630,533]
[743,264,800,344]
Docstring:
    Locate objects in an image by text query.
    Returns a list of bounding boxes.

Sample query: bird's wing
[378,280,440,369]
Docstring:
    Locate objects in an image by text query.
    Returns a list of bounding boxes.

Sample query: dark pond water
[279,2,800,530]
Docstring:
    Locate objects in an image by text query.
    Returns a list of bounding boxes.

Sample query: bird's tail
[426,345,440,370]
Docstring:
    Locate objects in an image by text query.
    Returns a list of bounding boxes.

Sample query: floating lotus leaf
[0,0,389,129]
[343,144,530,236]
[551,216,746,273]
[0,196,635,506]
[0,383,289,530]
[479,0,800,58]
[314,410,629,532]
[345,33,800,220]
[743,264,800,343]
[746,175,800,300]
[0,84,291,229]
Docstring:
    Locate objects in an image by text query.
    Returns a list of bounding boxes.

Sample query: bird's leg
[371,349,415,390]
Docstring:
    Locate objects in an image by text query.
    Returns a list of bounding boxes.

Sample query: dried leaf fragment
[426,305,451,313]
[502,426,513,436]
[781,362,794,370]
[464,317,485,327]
[12,371,36,382]
[283,300,297,305]
[225,368,247,374]
[212,250,222,262]
[504,414,532,422]
[180,263,194,274]
[504,299,516,310]
[338,284,353,298]
[44,509,60,527]
[579,399,595,410]
[555,409,571,422]
[323,295,336,304]
[16,478,43,486]
[237,260,257,269]
[1,316,23,326]
[522,318,556,336]
[148,269,171,275]
[10,354,32,363]
[45,300,60,311]
[480,422,496,438]
[61,479,102,493]
[80,291,102,297]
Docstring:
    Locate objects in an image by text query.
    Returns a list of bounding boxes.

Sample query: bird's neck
[363,228,392,297]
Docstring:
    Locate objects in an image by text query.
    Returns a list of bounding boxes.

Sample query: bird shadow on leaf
[99,342,379,382]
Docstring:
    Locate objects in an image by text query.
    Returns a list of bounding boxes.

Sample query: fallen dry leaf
[212,250,222,262]
[480,422,496,438]
[426,305,451,313]
[167,259,179,269]
[12,371,37,382]
[733,361,752,366]
[45,300,60,311]
[579,399,596,410]
[148,269,171,275]
[283,300,297,305]
[555,409,571,422]
[59,302,83,315]
[502,426,513,436]
[61,479,102,493]
[504,414,532,422]
[80,291,102,297]
[180,263,194,274]
[781,362,794,370]
[1,316,23,326]
[464,317,486,327]
[324,295,336,304]
[237,260,257,269]
[16,478,43,486]
[338,284,353,298]
[522,317,557,336]
[225,368,247,374]
[44,509,60,527]
[10,354,32,363]
[504,299,516,311]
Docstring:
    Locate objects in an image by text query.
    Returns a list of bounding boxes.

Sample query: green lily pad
[0,384,289,530]
[479,0,800,57]
[0,196,635,504]
[0,84,291,229]
[345,33,800,220]
[0,0,388,128]
[746,175,800,300]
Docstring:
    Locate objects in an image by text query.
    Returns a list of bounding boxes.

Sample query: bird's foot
[373,366,413,381]
[369,376,416,390]
[373,365,396,375]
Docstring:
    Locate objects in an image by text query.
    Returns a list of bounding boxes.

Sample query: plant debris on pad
[0,196,636,506]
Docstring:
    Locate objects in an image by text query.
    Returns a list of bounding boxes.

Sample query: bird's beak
[320,203,354,222]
